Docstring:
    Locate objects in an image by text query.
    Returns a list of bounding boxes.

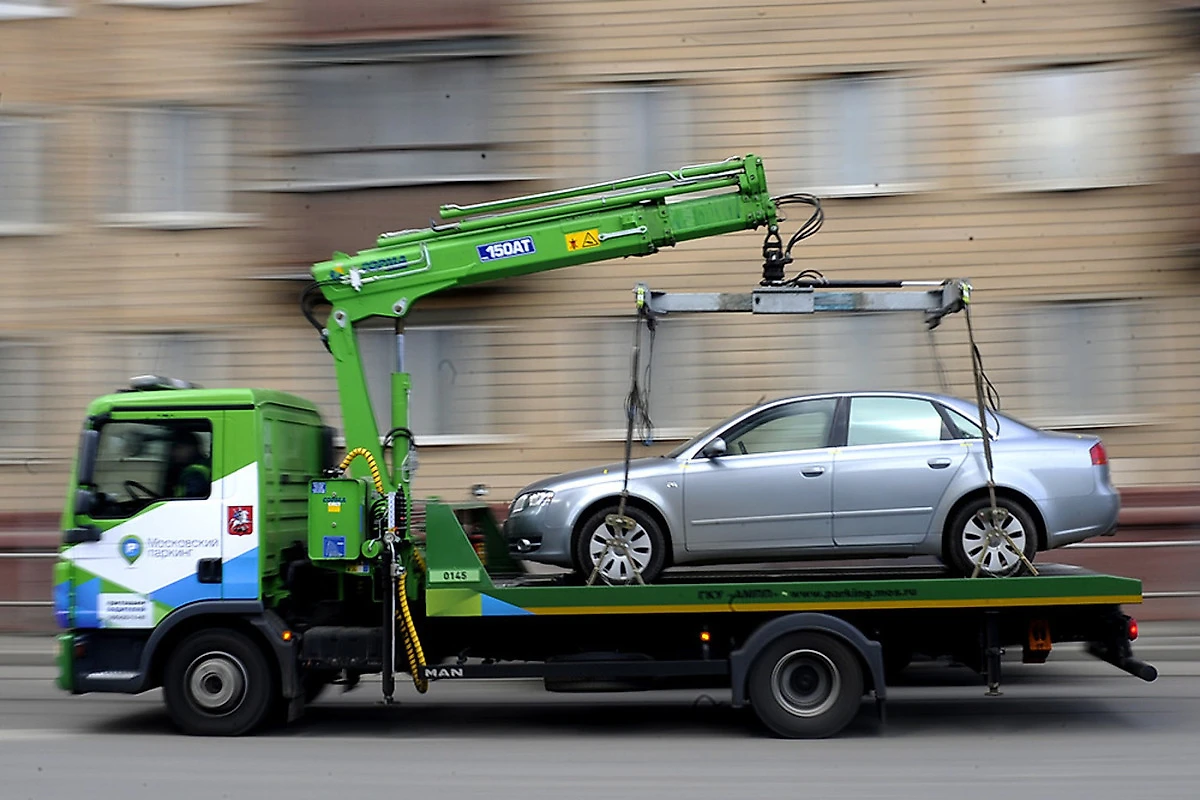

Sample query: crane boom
[306,154,779,502]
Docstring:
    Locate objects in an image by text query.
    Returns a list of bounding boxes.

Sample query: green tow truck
[52,155,1156,739]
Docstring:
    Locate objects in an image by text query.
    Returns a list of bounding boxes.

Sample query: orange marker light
[281,630,294,642]
[700,631,711,643]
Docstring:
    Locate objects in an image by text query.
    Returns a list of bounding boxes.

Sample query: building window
[285,52,512,192]
[781,75,922,196]
[0,115,45,230]
[105,107,239,226]
[1021,301,1141,425]
[571,316,710,441]
[357,325,498,443]
[0,339,43,454]
[581,85,692,183]
[0,1,70,20]
[979,64,1152,191]
[811,313,930,393]
[95,333,232,391]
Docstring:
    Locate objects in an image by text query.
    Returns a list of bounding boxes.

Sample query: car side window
[847,397,949,446]
[944,407,985,439]
[724,399,836,456]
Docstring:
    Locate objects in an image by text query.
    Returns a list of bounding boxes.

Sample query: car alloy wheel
[959,504,1030,577]
[586,517,654,583]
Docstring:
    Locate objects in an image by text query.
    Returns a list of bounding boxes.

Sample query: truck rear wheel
[747,632,864,739]
[163,628,275,736]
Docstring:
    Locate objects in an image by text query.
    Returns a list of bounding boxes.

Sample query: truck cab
[54,377,330,694]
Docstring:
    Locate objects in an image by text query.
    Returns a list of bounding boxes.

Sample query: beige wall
[0,0,1198,520]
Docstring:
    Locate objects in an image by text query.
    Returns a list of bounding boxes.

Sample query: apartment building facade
[1,0,1198,534]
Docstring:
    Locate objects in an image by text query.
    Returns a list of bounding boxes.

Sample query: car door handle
[927,458,952,469]
[800,466,826,477]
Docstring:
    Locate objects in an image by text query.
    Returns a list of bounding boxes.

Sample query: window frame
[704,397,840,459]
[0,1,70,21]
[98,104,257,229]
[777,72,930,198]
[0,111,52,235]
[352,322,513,447]
[87,417,215,521]
[273,40,527,193]
[571,83,694,186]
[976,63,1155,193]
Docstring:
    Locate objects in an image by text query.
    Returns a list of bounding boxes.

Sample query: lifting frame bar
[639,279,969,329]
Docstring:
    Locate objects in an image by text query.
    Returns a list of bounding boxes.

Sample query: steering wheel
[124,480,161,501]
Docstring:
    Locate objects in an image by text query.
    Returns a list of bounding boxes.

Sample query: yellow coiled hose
[338,447,429,693]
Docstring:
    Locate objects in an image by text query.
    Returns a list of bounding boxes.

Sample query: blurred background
[1,0,1198,627]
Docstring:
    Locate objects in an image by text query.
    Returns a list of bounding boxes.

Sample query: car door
[683,398,837,553]
[832,396,968,546]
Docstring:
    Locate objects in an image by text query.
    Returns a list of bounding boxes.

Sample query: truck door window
[88,420,213,519]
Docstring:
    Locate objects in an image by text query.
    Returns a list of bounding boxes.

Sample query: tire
[573,503,668,584]
[162,628,276,736]
[946,496,1038,578]
[747,632,864,739]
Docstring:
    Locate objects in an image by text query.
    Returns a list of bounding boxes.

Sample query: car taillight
[1090,442,1107,466]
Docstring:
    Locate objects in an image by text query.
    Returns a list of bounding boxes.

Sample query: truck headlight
[511,490,554,514]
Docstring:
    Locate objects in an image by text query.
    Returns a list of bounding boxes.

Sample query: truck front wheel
[163,628,275,736]
[747,632,864,739]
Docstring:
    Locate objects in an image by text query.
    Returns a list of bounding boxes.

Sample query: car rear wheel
[574,504,667,584]
[946,496,1038,577]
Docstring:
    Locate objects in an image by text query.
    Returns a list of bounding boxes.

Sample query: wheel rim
[185,651,248,717]
[770,649,841,718]
[961,506,1027,576]
[587,518,653,583]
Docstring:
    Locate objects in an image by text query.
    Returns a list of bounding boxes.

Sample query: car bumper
[1043,487,1121,549]
[502,509,575,568]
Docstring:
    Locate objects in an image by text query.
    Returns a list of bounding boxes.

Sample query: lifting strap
[586,288,656,586]
[963,292,1038,578]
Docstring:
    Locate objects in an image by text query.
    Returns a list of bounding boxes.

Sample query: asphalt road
[2,657,1198,800]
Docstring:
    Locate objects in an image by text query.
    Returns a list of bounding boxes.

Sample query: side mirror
[701,437,728,458]
[73,488,96,517]
[76,428,100,486]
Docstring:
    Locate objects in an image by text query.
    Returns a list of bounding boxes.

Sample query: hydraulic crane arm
[305,155,779,496]
[309,155,776,325]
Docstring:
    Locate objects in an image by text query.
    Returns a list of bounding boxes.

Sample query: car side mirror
[701,438,728,458]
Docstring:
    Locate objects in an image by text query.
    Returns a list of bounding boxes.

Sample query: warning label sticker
[565,229,601,252]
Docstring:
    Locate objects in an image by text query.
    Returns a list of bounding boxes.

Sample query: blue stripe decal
[480,593,533,617]
[222,548,260,600]
[149,572,221,609]
[74,578,100,629]
[53,581,71,629]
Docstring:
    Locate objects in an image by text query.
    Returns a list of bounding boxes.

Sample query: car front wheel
[946,496,1038,577]
[574,504,668,584]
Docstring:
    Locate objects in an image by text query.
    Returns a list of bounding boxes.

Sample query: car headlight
[511,490,554,514]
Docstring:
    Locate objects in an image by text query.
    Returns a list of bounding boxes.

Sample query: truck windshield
[87,420,213,519]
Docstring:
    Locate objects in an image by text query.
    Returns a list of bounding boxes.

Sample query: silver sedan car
[503,391,1119,582]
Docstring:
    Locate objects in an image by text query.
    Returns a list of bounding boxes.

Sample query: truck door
[61,413,223,629]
